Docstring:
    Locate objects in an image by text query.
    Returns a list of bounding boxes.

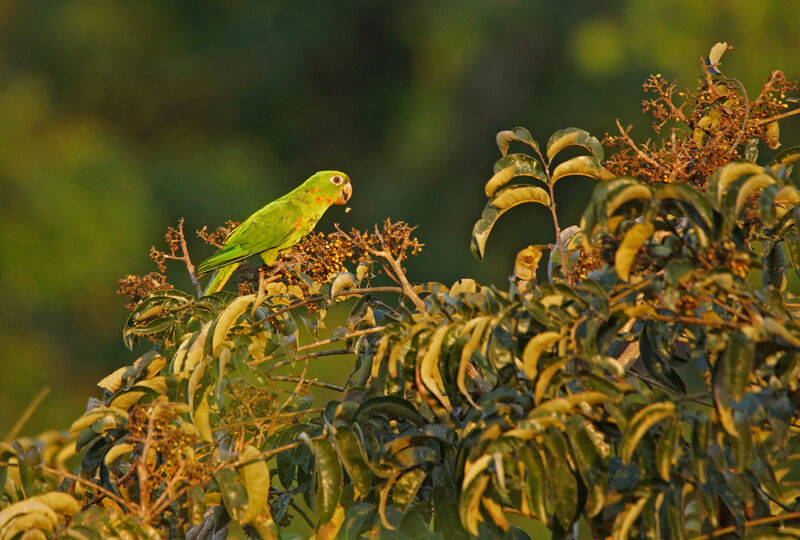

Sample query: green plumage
[197,170,352,294]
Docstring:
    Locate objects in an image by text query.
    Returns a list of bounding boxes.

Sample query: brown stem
[753,107,800,126]
[689,511,800,540]
[616,119,661,170]
[641,313,739,328]
[164,218,203,297]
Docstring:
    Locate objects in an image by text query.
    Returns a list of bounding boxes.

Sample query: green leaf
[392,468,426,512]
[712,331,754,436]
[333,427,373,497]
[581,178,648,234]
[233,347,271,390]
[519,446,547,520]
[762,242,787,289]
[542,427,578,529]
[459,473,489,536]
[471,184,551,260]
[354,397,425,426]
[655,418,679,481]
[496,127,540,157]
[546,127,604,161]
[653,183,715,229]
[304,435,343,524]
[215,468,249,523]
[566,417,605,517]
[486,154,546,197]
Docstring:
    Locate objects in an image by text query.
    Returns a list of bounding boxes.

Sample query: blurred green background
[1,0,799,435]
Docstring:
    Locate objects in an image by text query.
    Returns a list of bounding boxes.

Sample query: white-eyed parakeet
[197,170,352,293]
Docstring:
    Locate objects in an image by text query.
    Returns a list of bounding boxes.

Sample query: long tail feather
[203,263,239,295]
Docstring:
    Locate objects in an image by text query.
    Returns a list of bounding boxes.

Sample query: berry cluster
[603,67,798,186]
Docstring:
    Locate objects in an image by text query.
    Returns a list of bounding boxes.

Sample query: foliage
[4,46,800,539]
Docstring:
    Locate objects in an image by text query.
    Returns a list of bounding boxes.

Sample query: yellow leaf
[716,162,763,203]
[96,366,128,393]
[103,443,135,466]
[183,322,211,376]
[522,332,562,381]
[534,359,566,405]
[419,325,452,410]
[237,445,270,524]
[619,402,675,463]
[193,388,213,443]
[708,41,728,66]
[457,317,490,409]
[212,294,255,356]
[615,222,654,282]
[513,245,547,283]
[605,185,652,218]
[484,166,518,197]
[551,155,614,183]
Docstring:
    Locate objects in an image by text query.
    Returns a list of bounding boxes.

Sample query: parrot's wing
[196,199,303,275]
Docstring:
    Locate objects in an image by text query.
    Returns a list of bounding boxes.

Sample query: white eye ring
[330,174,343,185]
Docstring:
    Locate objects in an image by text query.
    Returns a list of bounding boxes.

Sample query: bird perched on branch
[196,170,352,294]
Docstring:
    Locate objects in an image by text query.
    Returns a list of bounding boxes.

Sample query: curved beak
[335,182,352,205]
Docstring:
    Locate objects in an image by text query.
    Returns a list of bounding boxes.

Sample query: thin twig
[266,349,353,374]
[163,219,203,297]
[616,119,662,170]
[268,376,344,392]
[250,326,385,366]
[42,466,132,511]
[641,313,739,329]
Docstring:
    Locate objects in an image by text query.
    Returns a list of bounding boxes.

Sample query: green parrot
[196,170,352,294]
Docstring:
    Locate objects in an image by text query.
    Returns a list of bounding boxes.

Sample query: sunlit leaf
[486,154,546,197]
[496,127,540,157]
[615,222,654,282]
[619,401,675,464]
[546,127,604,161]
[551,155,615,183]
[211,294,255,356]
[418,325,452,410]
[522,331,561,381]
[611,496,649,540]
[237,445,270,524]
[471,184,551,259]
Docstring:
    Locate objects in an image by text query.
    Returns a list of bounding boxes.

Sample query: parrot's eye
[330,175,344,185]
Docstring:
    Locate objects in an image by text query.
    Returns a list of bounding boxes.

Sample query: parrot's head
[307,170,352,206]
